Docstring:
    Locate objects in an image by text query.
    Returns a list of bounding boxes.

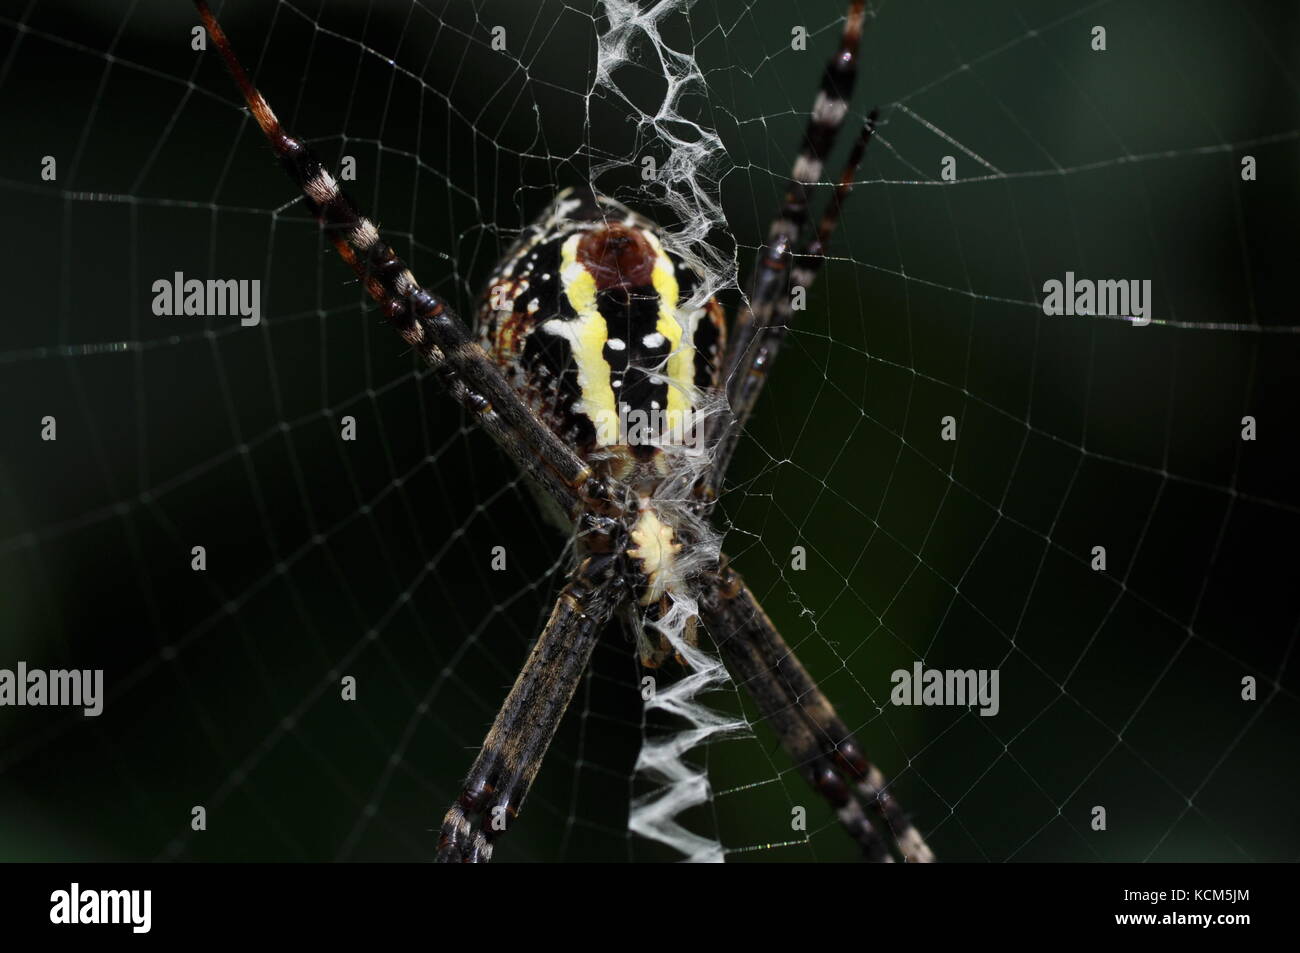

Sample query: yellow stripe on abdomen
[645,234,697,419]
[543,234,618,446]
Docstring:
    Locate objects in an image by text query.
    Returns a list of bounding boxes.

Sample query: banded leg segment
[435,556,621,863]
[710,115,878,497]
[722,0,867,391]
[709,0,877,498]
[701,566,934,862]
[709,597,892,861]
[194,1,608,518]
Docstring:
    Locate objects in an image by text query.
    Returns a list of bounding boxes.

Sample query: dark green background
[1,0,1297,862]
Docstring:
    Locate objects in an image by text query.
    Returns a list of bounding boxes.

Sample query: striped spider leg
[194,1,609,521]
[435,551,624,862]
[709,0,876,496]
[702,566,934,862]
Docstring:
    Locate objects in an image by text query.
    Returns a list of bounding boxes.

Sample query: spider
[194,0,933,863]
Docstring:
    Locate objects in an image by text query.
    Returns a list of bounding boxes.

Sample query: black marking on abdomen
[599,285,669,433]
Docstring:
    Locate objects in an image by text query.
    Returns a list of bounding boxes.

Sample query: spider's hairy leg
[435,551,623,863]
[710,605,893,862]
[722,0,867,388]
[192,0,610,519]
[701,566,934,863]
[710,120,878,496]
[709,0,878,497]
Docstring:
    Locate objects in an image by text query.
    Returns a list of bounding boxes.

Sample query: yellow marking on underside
[545,234,618,445]
[627,504,682,605]
[644,233,697,418]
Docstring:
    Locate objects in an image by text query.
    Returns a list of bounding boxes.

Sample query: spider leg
[436,553,622,863]
[701,565,934,863]
[722,0,868,384]
[708,0,878,497]
[709,600,894,862]
[193,1,609,519]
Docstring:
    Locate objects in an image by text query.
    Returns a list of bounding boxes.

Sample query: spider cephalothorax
[196,0,933,864]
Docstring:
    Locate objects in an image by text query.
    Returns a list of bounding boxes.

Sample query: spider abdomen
[477,189,725,483]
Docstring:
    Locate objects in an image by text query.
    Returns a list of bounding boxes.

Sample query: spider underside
[194,0,934,864]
